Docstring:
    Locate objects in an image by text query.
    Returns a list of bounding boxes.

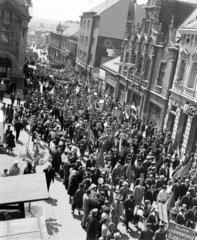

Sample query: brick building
[76,0,144,78]
[164,8,197,155]
[116,0,196,128]
[0,0,32,87]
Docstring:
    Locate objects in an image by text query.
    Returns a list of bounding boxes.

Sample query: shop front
[148,102,162,128]
[0,58,11,78]
[105,71,117,97]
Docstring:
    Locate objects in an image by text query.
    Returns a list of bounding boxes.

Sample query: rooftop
[180,8,197,29]
[87,0,120,15]
[158,0,196,37]
[101,55,121,73]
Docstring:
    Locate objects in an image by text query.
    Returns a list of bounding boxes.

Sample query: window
[80,50,82,58]
[137,56,143,73]
[132,54,136,64]
[80,35,82,43]
[85,36,88,45]
[177,59,186,84]
[83,20,86,29]
[83,51,86,60]
[82,35,84,43]
[144,59,151,80]
[157,62,166,86]
[92,38,95,46]
[187,62,197,89]
[0,27,14,43]
[87,20,91,29]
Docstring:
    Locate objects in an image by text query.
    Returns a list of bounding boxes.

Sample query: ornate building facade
[164,8,197,155]
[116,0,195,128]
[0,0,32,87]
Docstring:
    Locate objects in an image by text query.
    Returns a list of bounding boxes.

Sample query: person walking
[43,163,55,191]
[9,160,20,176]
[10,92,15,106]
[81,189,91,229]
[6,130,15,154]
[86,209,100,240]
[14,117,23,141]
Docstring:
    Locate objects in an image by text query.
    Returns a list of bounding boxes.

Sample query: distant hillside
[29,16,58,30]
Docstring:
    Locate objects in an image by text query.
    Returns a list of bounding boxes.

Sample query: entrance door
[0,58,12,78]
[167,112,176,132]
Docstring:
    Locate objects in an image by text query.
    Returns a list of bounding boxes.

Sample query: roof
[101,56,121,73]
[0,173,48,206]
[180,8,197,29]
[0,217,49,240]
[87,0,120,15]
[62,24,80,37]
[158,0,196,37]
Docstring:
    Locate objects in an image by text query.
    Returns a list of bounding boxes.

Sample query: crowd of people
[2,61,197,240]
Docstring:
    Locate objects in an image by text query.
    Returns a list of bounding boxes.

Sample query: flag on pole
[109,185,114,205]
[126,160,132,185]
[48,87,55,95]
[87,122,95,143]
[97,144,105,168]
[173,161,192,179]
[165,192,175,211]
[39,81,43,94]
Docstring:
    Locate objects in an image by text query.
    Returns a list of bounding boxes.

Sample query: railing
[155,85,162,94]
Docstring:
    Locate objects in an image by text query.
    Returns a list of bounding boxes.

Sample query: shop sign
[99,69,106,80]
[167,222,195,240]
[113,110,120,118]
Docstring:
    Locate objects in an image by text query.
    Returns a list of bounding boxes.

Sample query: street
[0,99,141,240]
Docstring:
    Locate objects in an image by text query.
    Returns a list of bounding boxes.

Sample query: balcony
[141,79,148,88]
[155,85,162,94]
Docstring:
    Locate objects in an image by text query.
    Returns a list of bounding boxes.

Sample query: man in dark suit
[191,197,197,208]
[86,155,96,170]
[180,179,190,199]
[145,185,157,205]
[180,192,192,210]
[146,174,156,188]
[159,162,170,181]
[186,205,197,223]
[156,175,166,191]
[172,178,182,201]
[176,208,186,225]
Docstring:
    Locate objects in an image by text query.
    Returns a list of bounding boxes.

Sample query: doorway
[0,58,12,78]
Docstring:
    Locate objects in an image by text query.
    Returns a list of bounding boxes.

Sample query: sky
[32,0,148,21]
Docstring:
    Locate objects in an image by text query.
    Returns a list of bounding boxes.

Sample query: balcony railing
[141,79,148,88]
[155,85,162,94]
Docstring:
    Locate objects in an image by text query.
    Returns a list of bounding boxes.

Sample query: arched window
[144,58,151,80]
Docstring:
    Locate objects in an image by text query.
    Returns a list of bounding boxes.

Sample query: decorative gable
[180,49,190,60]
[192,52,197,62]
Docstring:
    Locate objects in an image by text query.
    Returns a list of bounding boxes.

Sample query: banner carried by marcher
[157,203,168,223]
[167,222,195,240]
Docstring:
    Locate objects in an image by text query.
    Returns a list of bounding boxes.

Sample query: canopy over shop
[0,173,48,218]
[0,216,49,240]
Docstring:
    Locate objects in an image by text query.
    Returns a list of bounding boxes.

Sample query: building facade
[48,21,80,67]
[117,0,195,128]
[0,0,32,87]
[76,0,144,78]
[164,8,197,155]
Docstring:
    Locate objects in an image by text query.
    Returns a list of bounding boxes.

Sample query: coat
[67,175,78,197]
[111,164,122,186]
[124,198,134,221]
[86,215,99,240]
[43,168,55,189]
[139,229,154,240]
[6,133,16,148]
[176,213,186,225]
[153,230,166,240]
[133,185,145,205]
[72,188,85,209]
[83,193,91,214]
[145,189,157,204]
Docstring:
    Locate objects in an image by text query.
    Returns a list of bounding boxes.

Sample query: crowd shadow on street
[72,213,83,221]
[17,140,23,146]
[45,218,62,235]
[55,175,63,182]
[45,197,58,207]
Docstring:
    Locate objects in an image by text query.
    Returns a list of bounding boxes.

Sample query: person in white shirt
[157,185,168,203]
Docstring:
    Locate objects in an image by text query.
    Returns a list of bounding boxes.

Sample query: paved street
[0,98,141,240]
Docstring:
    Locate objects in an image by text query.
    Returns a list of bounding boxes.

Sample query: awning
[0,174,48,206]
[0,216,49,240]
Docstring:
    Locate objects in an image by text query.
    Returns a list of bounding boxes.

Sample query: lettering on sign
[167,222,195,240]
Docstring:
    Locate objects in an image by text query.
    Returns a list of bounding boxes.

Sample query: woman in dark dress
[67,170,78,203]
[6,130,16,154]
[72,183,85,215]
